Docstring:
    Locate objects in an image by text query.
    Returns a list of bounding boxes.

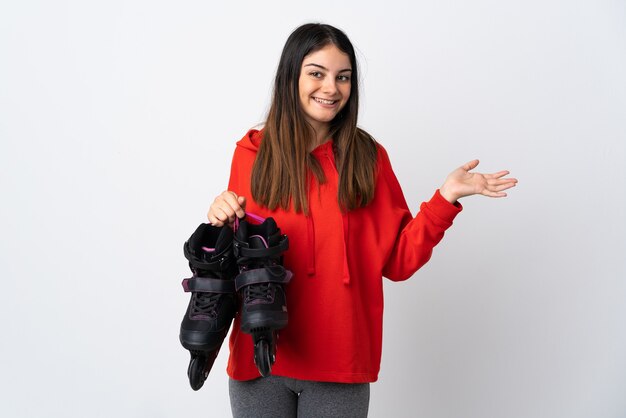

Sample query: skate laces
[190,247,221,318]
[245,283,274,303]
[243,233,275,304]
[191,292,220,318]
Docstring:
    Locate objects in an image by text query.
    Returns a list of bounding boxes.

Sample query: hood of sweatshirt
[236,128,263,152]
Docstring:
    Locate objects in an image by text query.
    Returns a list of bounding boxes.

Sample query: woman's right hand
[207,191,246,227]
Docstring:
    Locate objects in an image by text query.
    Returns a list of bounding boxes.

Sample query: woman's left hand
[439,159,518,204]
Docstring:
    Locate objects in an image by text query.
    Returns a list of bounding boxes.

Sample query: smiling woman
[194,22,517,418]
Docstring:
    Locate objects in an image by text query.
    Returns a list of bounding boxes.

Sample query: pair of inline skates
[179,215,292,390]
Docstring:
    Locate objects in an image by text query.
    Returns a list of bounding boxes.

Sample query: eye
[337,75,351,82]
[309,71,323,78]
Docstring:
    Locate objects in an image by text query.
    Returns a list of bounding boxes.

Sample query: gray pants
[229,375,370,418]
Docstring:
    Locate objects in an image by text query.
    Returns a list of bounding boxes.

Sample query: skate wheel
[188,356,209,391]
[255,339,272,377]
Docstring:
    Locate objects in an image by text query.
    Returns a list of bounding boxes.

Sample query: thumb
[237,195,246,209]
[462,159,480,172]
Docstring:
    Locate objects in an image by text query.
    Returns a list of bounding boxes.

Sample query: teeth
[314,97,336,105]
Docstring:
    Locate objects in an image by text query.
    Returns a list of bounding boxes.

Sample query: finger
[487,178,518,187]
[221,192,246,219]
[485,177,517,190]
[483,189,508,198]
[214,206,236,224]
[219,204,236,223]
[490,182,516,192]
[461,159,480,172]
[207,212,224,227]
[499,179,518,187]
[238,196,247,212]
[484,170,510,179]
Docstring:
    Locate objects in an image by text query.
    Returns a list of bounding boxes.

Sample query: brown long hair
[251,23,378,214]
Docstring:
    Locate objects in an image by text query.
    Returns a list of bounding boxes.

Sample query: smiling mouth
[313,97,338,105]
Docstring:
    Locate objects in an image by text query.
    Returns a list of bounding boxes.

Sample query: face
[298,44,352,133]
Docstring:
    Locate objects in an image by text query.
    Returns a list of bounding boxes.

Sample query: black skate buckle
[215,256,230,271]
[182,276,236,293]
[184,239,234,272]
[234,266,292,291]
[189,254,232,272]
[233,236,289,259]
[232,241,243,258]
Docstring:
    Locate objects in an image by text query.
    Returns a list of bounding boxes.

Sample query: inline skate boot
[180,223,238,390]
[233,216,292,377]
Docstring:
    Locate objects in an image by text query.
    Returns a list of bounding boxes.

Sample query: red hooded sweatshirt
[226,129,462,383]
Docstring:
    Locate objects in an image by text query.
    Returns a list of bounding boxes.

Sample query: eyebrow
[304,63,352,73]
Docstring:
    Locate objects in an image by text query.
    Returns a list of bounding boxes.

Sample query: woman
[208,23,517,418]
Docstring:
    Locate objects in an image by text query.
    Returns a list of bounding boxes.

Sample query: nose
[321,76,338,95]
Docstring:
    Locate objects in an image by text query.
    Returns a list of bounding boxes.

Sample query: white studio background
[1,1,625,417]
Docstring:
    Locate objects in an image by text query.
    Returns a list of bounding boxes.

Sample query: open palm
[440,159,518,203]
